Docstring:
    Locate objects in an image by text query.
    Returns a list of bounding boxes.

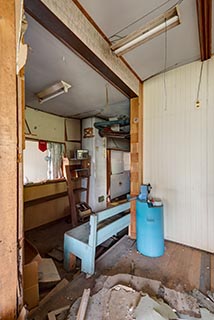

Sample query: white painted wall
[110,150,130,199]
[82,117,107,212]
[144,57,214,252]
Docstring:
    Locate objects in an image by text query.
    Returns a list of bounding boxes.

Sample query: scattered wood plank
[76,288,91,320]
[191,288,214,313]
[17,306,28,320]
[199,252,211,294]
[48,246,64,262]
[39,279,69,306]
[48,305,70,320]
[69,253,76,270]
[211,254,214,291]
[207,291,214,303]
[28,279,69,319]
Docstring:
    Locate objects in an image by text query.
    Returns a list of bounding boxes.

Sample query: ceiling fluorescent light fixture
[111,6,181,56]
[36,80,72,104]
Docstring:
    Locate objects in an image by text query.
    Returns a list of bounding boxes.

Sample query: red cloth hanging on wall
[38,140,47,152]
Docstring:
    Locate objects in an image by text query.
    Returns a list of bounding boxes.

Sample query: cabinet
[65,158,91,226]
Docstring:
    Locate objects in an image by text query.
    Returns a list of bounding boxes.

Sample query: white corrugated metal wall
[144,57,214,252]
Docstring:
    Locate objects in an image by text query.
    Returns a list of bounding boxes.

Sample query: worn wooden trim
[120,57,143,82]
[24,191,68,207]
[65,165,78,227]
[17,67,25,312]
[196,0,212,61]
[106,149,111,202]
[0,0,17,318]
[72,0,110,44]
[129,82,143,239]
[72,0,142,82]
[24,178,66,188]
[24,0,137,99]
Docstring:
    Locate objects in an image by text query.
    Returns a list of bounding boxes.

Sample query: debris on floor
[17,306,28,320]
[48,246,64,262]
[47,306,70,320]
[191,288,214,313]
[159,286,200,318]
[43,274,214,320]
[38,258,61,289]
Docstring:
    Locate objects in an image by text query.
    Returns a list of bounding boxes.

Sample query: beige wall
[24,108,80,230]
[144,57,214,252]
[24,181,69,230]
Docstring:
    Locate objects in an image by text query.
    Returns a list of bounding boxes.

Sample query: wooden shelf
[65,157,91,227]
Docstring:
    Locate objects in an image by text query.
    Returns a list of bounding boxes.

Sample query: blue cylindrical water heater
[136,200,164,257]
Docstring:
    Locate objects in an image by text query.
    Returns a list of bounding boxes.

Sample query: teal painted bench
[64,202,130,275]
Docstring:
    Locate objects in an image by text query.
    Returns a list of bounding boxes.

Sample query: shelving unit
[65,157,91,226]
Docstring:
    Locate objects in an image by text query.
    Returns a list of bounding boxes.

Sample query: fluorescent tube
[111,6,181,56]
[36,80,71,104]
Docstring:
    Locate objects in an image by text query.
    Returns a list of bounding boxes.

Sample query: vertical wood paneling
[144,58,214,252]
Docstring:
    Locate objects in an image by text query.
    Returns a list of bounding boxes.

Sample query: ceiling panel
[25,14,129,118]
[78,0,178,39]
[78,0,200,80]
[124,0,200,80]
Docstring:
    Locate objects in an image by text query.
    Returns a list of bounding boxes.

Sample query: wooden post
[129,82,143,239]
[0,0,18,318]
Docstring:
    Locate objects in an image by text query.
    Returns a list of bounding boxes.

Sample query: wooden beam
[129,83,143,239]
[24,0,137,99]
[0,0,17,318]
[196,0,212,61]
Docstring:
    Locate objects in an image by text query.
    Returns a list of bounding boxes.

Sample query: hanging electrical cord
[195,61,204,107]
[163,18,168,111]
[109,0,184,41]
[105,83,109,107]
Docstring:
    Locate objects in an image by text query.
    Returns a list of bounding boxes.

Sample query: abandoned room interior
[1,0,214,319]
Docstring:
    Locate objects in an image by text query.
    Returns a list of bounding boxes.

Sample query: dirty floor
[26,219,214,319]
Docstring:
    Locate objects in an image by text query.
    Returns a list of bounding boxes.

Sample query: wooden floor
[28,221,214,320]
[96,236,214,292]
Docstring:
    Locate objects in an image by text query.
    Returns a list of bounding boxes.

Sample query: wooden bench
[64,202,130,275]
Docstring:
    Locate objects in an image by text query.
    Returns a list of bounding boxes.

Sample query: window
[23,140,64,184]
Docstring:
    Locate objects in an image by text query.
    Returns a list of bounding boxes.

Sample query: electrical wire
[196,61,204,103]
[109,0,184,41]
[163,18,168,111]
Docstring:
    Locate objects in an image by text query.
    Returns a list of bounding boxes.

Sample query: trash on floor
[48,246,64,262]
[38,258,61,289]
[23,239,42,310]
[59,274,214,320]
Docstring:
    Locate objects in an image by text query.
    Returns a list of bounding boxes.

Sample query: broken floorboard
[29,235,214,320]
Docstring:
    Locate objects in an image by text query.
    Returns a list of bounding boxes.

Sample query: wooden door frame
[0,1,18,318]
[129,83,143,238]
